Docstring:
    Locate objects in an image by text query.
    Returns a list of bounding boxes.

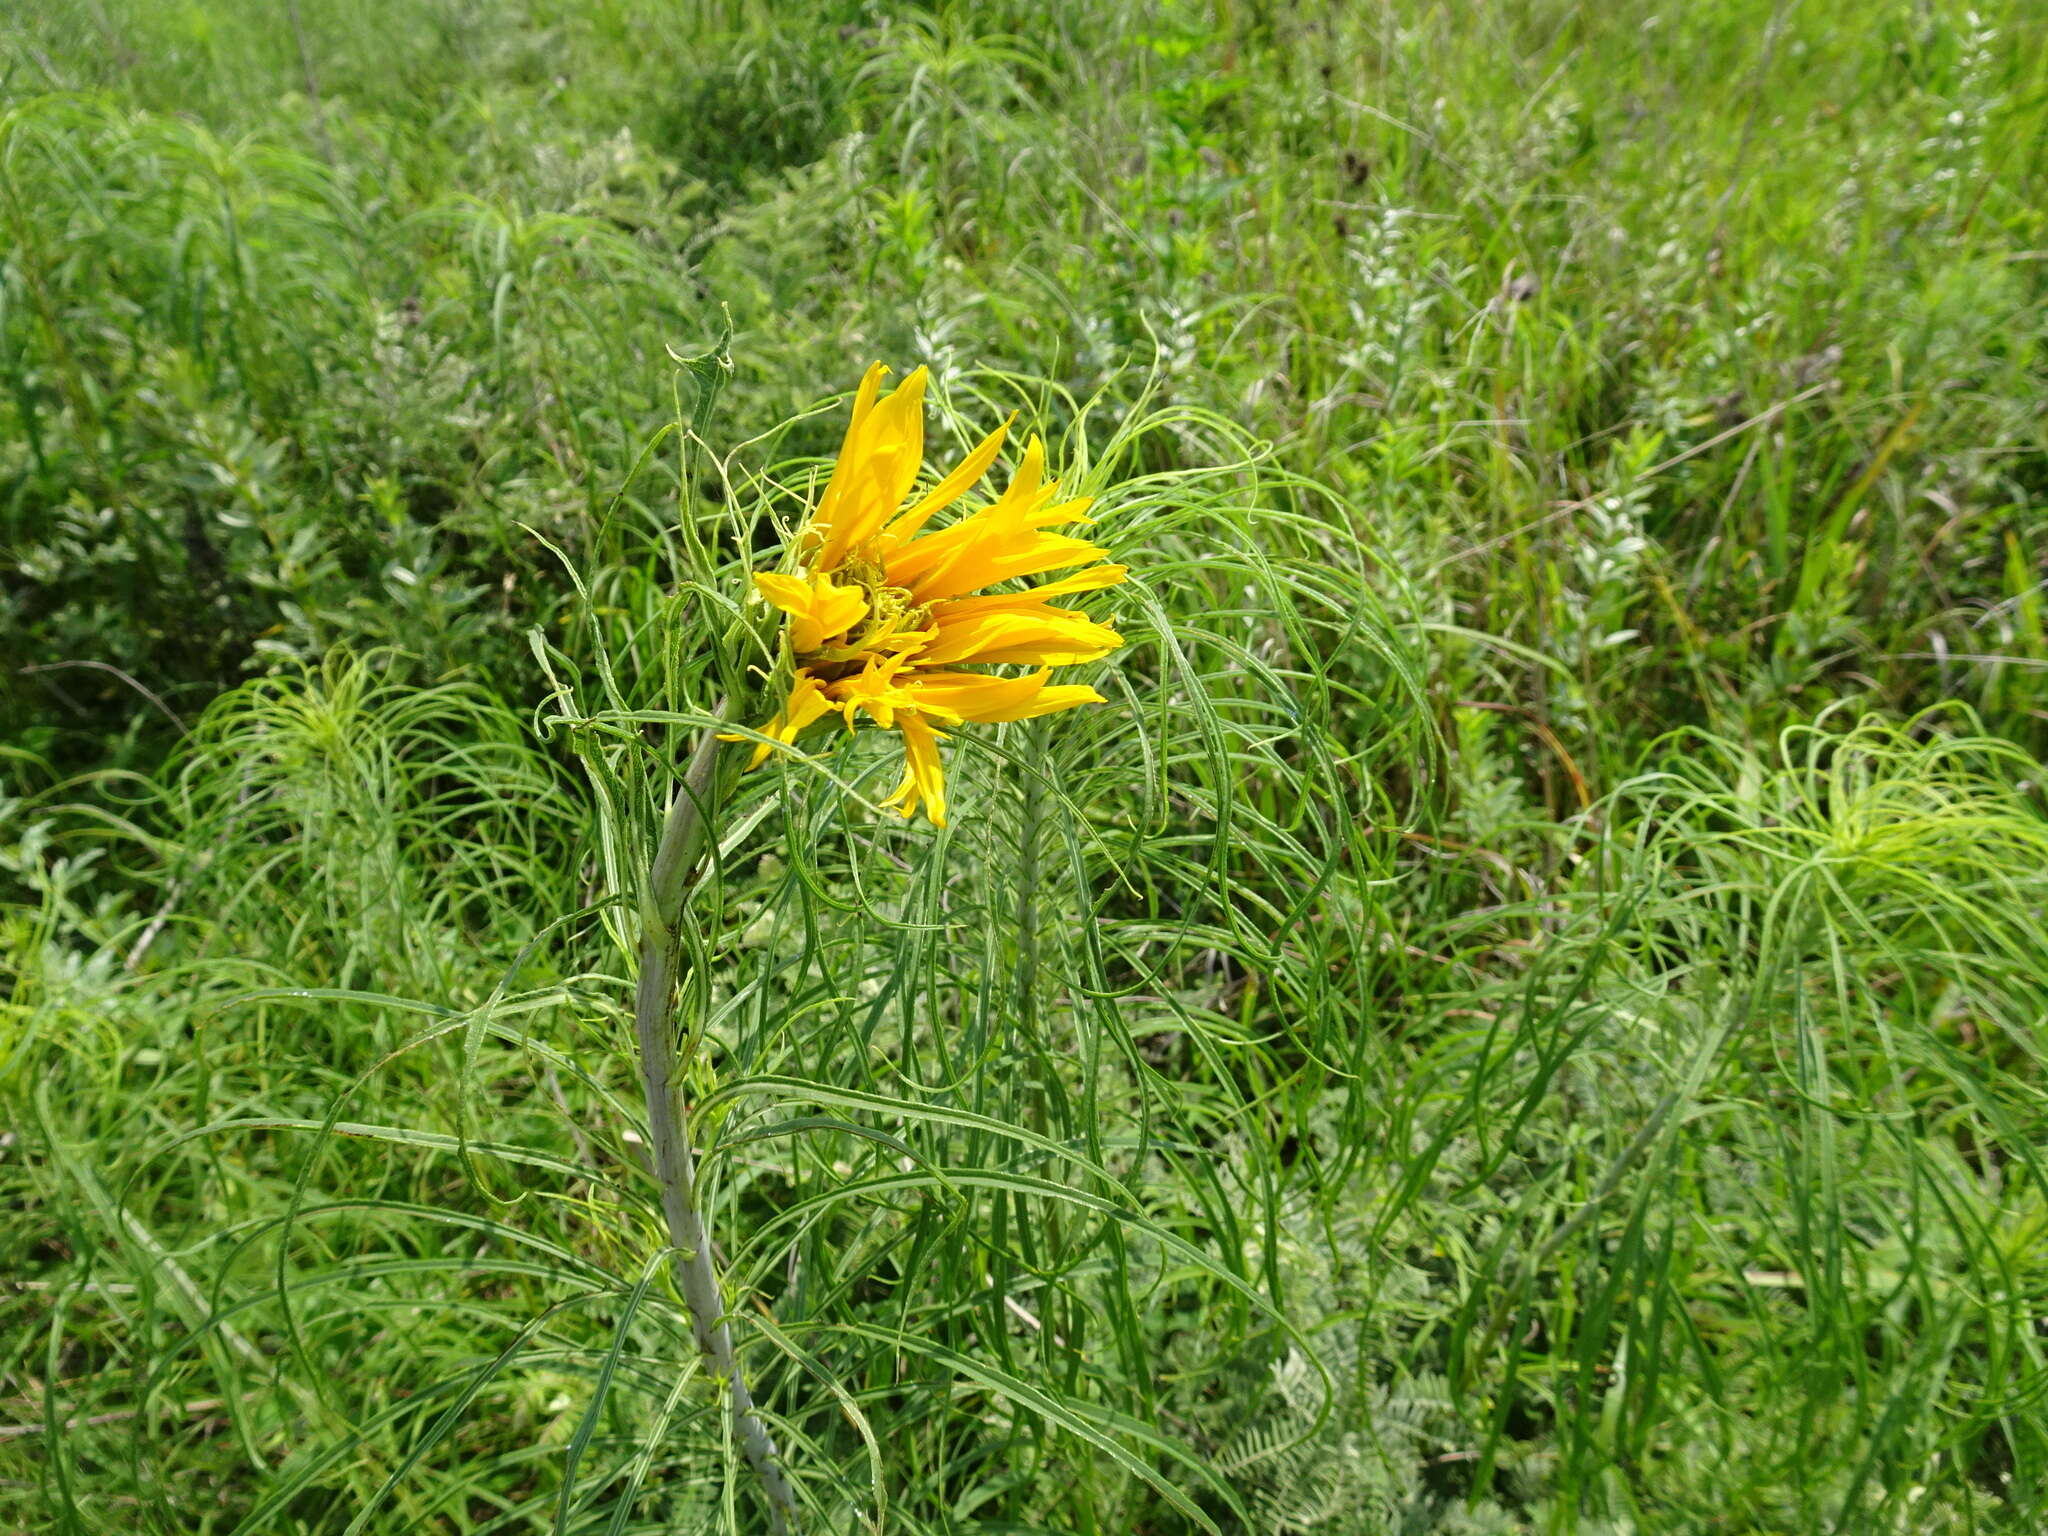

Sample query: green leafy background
[3,1,2045,1531]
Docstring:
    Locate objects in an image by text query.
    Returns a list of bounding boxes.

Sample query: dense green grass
[4,0,2047,1530]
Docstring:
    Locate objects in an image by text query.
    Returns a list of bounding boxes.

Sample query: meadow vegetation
[4,0,2046,1530]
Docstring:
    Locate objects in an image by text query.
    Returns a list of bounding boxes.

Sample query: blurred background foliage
[3,0,2046,1531]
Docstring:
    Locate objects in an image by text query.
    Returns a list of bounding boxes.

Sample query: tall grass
[4,0,2046,1530]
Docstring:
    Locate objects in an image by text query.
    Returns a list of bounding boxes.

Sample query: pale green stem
[632,711,798,1533]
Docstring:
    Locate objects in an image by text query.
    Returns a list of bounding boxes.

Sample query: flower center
[837,556,931,648]
[802,555,933,680]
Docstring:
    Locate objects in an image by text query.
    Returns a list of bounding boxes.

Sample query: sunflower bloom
[735,363,1127,826]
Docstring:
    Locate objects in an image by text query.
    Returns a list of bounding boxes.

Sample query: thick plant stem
[631,713,799,1534]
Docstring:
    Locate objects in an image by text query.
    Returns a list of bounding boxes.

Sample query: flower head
[736,363,1127,826]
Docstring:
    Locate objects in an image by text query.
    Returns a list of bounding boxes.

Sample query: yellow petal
[728,672,835,768]
[822,654,959,730]
[919,607,1124,667]
[1004,681,1107,718]
[847,361,886,433]
[883,438,1108,603]
[904,669,1107,723]
[879,413,1013,550]
[932,564,1128,622]
[755,571,871,654]
[815,367,929,569]
[882,712,948,827]
[910,531,1112,605]
[820,581,868,638]
[808,363,886,536]
[882,440,1042,577]
[752,571,814,626]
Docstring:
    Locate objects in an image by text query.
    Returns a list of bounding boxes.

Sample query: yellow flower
[735,363,1128,827]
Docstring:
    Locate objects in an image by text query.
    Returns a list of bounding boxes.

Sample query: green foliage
[4,0,2047,1531]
